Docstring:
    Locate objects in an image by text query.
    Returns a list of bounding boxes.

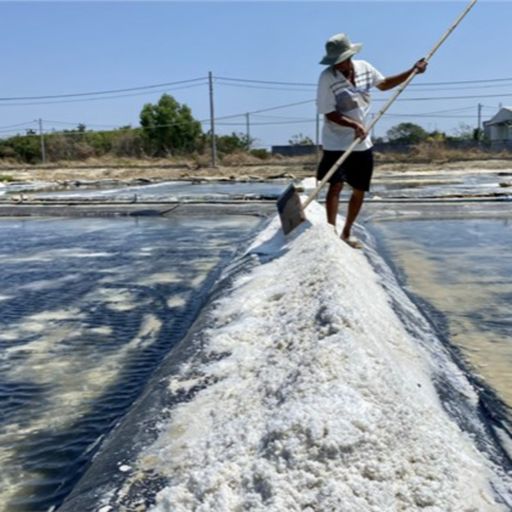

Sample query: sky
[1,1,511,149]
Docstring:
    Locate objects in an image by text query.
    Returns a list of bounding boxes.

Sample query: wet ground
[1,166,511,203]
[0,213,264,512]
[363,209,512,421]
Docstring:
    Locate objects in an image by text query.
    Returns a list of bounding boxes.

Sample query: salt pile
[140,201,505,511]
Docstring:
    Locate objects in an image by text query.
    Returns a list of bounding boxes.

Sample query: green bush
[6,135,41,163]
[110,130,145,158]
[250,148,270,160]
[217,132,251,154]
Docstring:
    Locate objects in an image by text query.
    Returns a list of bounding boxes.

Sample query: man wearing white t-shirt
[317,33,427,247]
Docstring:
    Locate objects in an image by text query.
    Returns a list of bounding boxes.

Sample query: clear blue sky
[1,1,510,148]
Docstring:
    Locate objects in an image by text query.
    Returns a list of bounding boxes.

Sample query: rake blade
[277,184,306,235]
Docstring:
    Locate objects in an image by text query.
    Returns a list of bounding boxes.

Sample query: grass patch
[374,143,512,164]
[0,174,14,182]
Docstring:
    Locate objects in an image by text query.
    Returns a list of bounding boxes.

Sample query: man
[317,33,427,247]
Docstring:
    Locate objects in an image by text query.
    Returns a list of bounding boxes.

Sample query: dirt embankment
[1,164,306,185]
[1,158,512,185]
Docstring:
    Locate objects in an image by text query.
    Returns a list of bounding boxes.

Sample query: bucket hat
[319,33,362,65]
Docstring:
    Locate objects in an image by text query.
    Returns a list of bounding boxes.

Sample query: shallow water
[15,169,512,202]
[30,180,288,202]
[370,169,511,199]
[366,216,512,418]
[0,214,261,512]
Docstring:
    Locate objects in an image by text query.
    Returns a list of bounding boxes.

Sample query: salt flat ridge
[136,202,508,511]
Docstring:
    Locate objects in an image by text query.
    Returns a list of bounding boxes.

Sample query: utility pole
[208,71,217,167]
[245,113,251,149]
[474,103,483,146]
[475,103,482,145]
[38,118,46,164]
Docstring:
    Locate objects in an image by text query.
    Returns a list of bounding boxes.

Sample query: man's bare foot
[341,233,363,249]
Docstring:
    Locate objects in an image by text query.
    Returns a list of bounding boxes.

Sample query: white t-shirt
[317,60,385,151]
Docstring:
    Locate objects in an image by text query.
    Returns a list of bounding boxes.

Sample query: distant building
[271,145,320,157]
[483,107,512,149]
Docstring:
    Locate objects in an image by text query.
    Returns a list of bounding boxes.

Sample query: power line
[215,76,316,87]
[215,74,512,87]
[215,82,314,93]
[252,114,317,121]
[406,77,512,87]
[2,102,496,136]
[217,120,314,126]
[0,77,207,101]
[1,74,507,113]
[37,116,216,135]
[0,127,34,134]
[5,86,504,109]
[0,120,36,130]
[210,99,315,123]
[42,119,121,129]
[0,82,209,107]
[0,74,510,104]
[216,78,512,95]
[385,113,476,119]
[405,82,512,93]
[398,106,474,114]
[374,92,512,102]
[249,99,316,115]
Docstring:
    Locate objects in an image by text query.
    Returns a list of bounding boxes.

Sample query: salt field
[1,167,511,203]
[1,172,511,511]
[0,213,263,511]
[29,180,288,203]
[3,0,512,509]
[59,202,512,511]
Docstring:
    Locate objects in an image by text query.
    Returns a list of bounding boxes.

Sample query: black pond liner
[0,209,270,512]
[56,231,269,512]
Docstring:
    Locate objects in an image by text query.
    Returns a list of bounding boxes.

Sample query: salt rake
[277,0,478,235]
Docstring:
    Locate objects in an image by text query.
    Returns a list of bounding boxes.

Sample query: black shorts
[316,149,374,191]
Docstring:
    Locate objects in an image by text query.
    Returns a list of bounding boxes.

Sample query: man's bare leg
[341,188,365,242]
[326,182,344,228]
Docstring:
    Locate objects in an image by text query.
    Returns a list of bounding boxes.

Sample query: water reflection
[370,170,509,199]
[0,215,261,511]
[367,217,512,414]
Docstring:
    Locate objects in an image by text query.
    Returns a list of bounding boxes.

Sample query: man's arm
[377,58,428,91]
[325,112,367,140]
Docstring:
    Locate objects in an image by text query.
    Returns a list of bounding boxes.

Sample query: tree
[140,94,202,156]
[6,134,40,163]
[213,132,252,154]
[451,123,474,141]
[288,133,314,146]
[386,123,428,144]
